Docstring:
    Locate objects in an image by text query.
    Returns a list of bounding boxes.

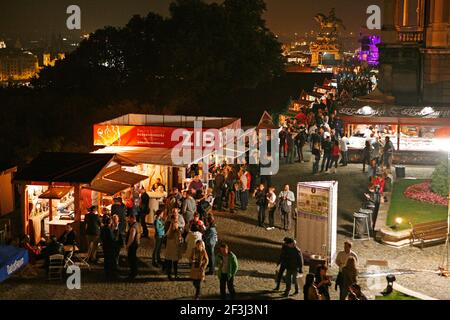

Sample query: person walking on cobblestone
[239,168,249,211]
[341,256,358,300]
[165,213,183,280]
[278,185,295,231]
[204,216,218,275]
[335,241,358,300]
[152,210,165,267]
[190,240,209,300]
[125,214,141,281]
[216,244,238,300]
[85,206,101,263]
[274,237,290,291]
[312,141,321,175]
[266,187,277,231]
[138,187,150,238]
[111,214,123,270]
[100,215,116,281]
[321,135,332,173]
[253,184,267,227]
[281,238,303,297]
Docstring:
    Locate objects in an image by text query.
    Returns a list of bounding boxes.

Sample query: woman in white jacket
[184,223,203,262]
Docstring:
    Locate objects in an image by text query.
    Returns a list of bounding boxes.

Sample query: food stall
[13,152,144,245]
[92,114,242,182]
[338,97,450,164]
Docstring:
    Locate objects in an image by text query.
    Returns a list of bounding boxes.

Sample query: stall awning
[104,170,148,186]
[83,179,129,196]
[39,187,72,199]
[92,146,186,167]
[94,144,250,167]
[13,152,117,184]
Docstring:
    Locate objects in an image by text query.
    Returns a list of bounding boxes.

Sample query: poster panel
[297,181,338,264]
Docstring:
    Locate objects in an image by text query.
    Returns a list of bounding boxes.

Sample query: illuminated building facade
[0,49,39,82]
[380,0,450,104]
[42,52,65,67]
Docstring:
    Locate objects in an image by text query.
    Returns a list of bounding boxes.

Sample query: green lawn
[387,179,448,230]
[375,290,420,300]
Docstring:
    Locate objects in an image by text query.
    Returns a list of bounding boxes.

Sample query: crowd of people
[280,96,352,175]
[274,239,366,300]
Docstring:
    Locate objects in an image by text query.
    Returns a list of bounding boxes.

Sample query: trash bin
[395,166,405,178]
[308,256,327,274]
[354,213,370,239]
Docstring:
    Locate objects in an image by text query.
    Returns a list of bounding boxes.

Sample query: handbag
[279,198,290,214]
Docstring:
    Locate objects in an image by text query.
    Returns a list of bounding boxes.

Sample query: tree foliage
[431,160,449,197]
[1,0,285,167]
[33,0,284,111]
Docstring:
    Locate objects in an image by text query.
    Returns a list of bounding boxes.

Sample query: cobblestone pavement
[1,155,449,300]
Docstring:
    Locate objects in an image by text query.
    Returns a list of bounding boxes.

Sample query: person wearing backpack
[125,214,141,281]
[278,185,295,231]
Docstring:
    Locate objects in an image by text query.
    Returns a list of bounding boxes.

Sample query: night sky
[0,0,382,39]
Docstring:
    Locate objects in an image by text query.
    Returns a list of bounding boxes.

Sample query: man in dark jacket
[321,135,332,172]
[111,197,127,240]
[139,187,150,238]
[100,215,116,280]
[274,237,291,291]
[281,238,303,297]
[213,170,225,211]
[286,130,295,164]
[294,128,308,163]
[40,235,64,273]
[58,224,76,246]
[279,127,287,158]
[85,206,101,263]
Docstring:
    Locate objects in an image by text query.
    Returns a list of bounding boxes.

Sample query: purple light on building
[359,35,381,65]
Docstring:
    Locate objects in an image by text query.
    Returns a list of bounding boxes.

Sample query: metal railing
[398,28,424,44]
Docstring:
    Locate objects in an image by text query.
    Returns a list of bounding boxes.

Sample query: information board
[296,181,338,264]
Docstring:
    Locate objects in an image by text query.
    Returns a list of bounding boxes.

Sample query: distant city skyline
[0,0,382,41]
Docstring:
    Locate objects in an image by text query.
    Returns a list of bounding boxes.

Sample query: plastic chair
[48,254,65,281]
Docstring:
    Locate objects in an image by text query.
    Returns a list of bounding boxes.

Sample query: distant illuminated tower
[358,30,381,66]
[42,52,66,67]
[43,53,52,67]
[310,8,345,66]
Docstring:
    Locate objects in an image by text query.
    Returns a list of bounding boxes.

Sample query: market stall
[13,152,139,245]
[338,98,450,164]
[92,113,243,192]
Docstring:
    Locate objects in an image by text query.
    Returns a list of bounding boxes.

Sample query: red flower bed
[404,181,447,206]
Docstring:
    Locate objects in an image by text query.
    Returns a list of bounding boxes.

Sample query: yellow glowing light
[395,217,403,225]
